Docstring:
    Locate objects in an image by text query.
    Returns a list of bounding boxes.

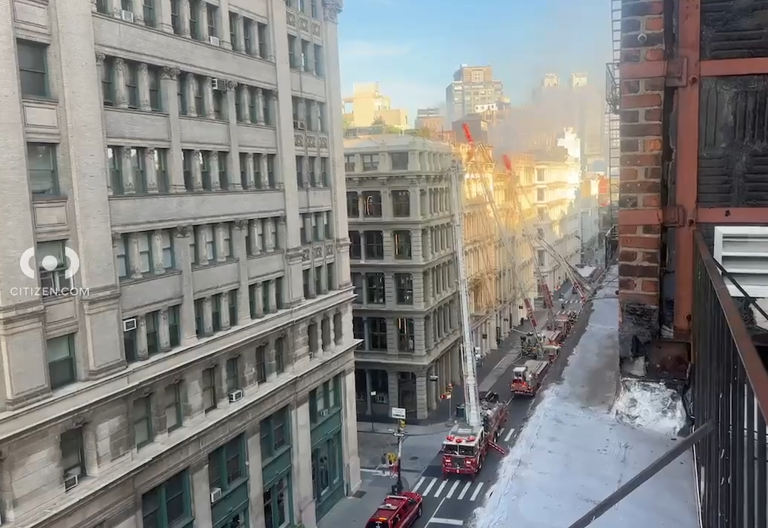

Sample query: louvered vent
[713,226,768,297]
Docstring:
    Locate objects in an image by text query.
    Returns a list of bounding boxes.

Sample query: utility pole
[391,419,406,494]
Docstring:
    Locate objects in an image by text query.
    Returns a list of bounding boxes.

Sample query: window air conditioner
[64,474,79,491]
[210,487,222,503]
[295,120,306,130]
[209,35,220,46]
[374,394,387,404]
[228,389,244,402]
[319,409,329,417]
[123,318,137,332]
[120,9,134,22]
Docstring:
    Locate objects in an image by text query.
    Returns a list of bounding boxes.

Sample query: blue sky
[338,0,613,118]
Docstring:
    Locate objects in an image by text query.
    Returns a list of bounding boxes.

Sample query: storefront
[310,376,345,519]
[210,435,249,528]
[261,407,294,528]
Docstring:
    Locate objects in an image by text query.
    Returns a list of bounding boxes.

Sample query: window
[143,0,156,27]
[96,0,109,13]
[148,66,161,110]
[261,408,289,459]
[257,23,268,59]
[102,57,114,105]
[194,298,204,336]
[311,0,317,17]
[37,241,72,295]
[365,273,385,304]
[263,476,291,528]
[132,148,147,193]
[47,335,76,389]
[125,62,139,109]
[109,147,123,193]
[536,228,545,240]
[344,155,355,172]
[353,317,364,341]
[213,89,224,120]
[361,154,379,171]
[537,206,546,219]
[275,337,285,374]
[194,76,204,116]
[397,318,415,352]
[171,0,181,34]
[362,191,382,217]
[133,396,153,448]
[392,190,410,216]
[243,18,253,53]
[146,311,160,355]
[393,230,412,259]
[395,273,413,304]
[351,273,363,303]
[255,345,267,383]
[60,428,85,482]
[536,168,546,182]
[326,263,334,292]
[189,0,200,38]
[363,231,384,259]
[349,231,361,259]
[141,471,193,528]
[391,152,408,170]
[202,367,217,411]
[212,294,222,331]
[207,3,218,38]
[208,436,245,494]
[155,149,169,192]
[124,316,138,362]
[537,187,545,201]
[226,357,239,393]
[310,376,339,422]
[17,40,48,98]
[368,318,387,351]
[165,383,182,432]
[537,249,546,267]
[314,44,323,76]
[137,232,152,273]
[288,35,298,68]
[156,303,177,348]
[27,143,59,196]
[178,76,188,116]
[228,290,238,326]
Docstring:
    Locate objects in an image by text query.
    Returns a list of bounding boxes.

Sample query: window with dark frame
[361,154,378,171]
[133,395,153,448]
[165,383,182,432]
[363,231,384,259]
[362,191,382,217]
[395,273,413,304]
[260,408,289,459]
[349,231,361,259]
[255,345,267,383]
[390,152,408,170]
[17,40,48,98]
[141,471,193,528]
[393,230,412,259]
[397,318,415,352]
[225,357,239,393]
[202,367,217,411]
[208,435,245,493]
[60,428,85,482]
[368,318,387,350]
[365,273,385,304]
[346,191,359,217]
[392,190,410,216]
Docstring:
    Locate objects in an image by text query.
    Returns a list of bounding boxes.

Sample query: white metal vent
[713,226,768,297]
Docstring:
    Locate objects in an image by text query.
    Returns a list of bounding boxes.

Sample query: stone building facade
[0,0,358,526]
[344,135,461,420]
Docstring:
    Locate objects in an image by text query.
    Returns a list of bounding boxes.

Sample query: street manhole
[353,490,366,499]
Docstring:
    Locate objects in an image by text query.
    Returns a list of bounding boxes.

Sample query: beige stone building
[344,135,460,419]
[0,0,359,527]
[342,82,409,129]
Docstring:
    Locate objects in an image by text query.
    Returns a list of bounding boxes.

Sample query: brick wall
[618,0,665,357]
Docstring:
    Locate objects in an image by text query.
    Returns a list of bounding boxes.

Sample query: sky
[337,0,613,119]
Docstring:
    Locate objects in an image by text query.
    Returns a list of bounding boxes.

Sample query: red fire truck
[364,493,423,528]
[511,360,550,396]
[441,392,508,479]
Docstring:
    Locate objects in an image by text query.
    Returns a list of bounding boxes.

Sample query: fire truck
[511,360,550,396]
[364,493,423,528]
[441,391,508,479]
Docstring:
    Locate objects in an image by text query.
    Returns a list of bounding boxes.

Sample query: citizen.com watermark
[10,247,90,297]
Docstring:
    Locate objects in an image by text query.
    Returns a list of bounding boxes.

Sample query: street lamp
[370,391,376,432]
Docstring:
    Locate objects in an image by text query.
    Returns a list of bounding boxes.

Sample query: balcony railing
[692,230,768,528]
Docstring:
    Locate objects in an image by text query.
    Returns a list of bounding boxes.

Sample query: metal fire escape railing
[568,230,768,528]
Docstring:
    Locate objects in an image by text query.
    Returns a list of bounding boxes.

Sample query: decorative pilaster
[152,230,165,274]
[220,293,231,330]
[215,223,228,262]
[202,297,213,335]
[255,88,265,125]
[204,77,215,119]
[114,58,128,108]
[185,73,197,116]
[159,308,171,351]
[138,63,151,111]
[136,315,149,360]
[195,225,208,265]
[239,86,250,123]
[173,226,197,343]
[145,148,159,193]
[179,0,191,37]
[254,283,264,317]
[191,150,203,190]
[209,151,221,190]
[121,147,135,194]
[245,153,255,189]
[260,154,269,188]
[128,232,142,279]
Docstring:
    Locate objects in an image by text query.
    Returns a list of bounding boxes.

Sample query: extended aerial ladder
[459,125,546,356]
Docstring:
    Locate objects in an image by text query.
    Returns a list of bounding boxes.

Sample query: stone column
[185,73,197,116]
[144,148,159,193]
[119,147,135,194]
[427,367,437,411]
[173,226,197,343]
[260,154,269,187]
[151,230,165,274]
[138,63,151,111]
[114,58,128,108]
[342,368,362,493]
[233,220,251,321]
[202,297,213,334]
[265,218,275,252]
[209,151,221,190]
[136,315,149,360]
[246,425,266,528]
[387,372,398,407]
[255,88,266,125]
[416,374,428,419]
[199,1,209,41]
[159,308,171,350]
[220,292,231,330]
[161,67,185,193]
[253,283,264,317]
[191,463,214,527]
[251,220,262,254]
[127,232,142,279]
[191,150,203,190]
[219,0,232,49]
[268,280,277,312]
[179,0,191,36]
[239,86,250,123]
[249,18,259,56]
[204,77,215,119]
[290,399,316,528]
[233,14,245,51]
[244,153,255,188]
[195,224,208,265]
[215,223,227,262]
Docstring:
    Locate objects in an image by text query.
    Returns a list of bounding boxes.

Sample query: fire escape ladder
[605,0,621,234]
[487,441,506,455]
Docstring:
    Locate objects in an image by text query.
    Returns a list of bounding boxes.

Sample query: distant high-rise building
[415,107,445,133]
[343,82,409,129]
[445,65,504,123]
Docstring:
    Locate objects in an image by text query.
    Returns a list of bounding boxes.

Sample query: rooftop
[343,134,452,153]
[473,268,698,527]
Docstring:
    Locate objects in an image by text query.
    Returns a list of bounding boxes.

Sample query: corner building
[344,135,461,420]
[0,0,359,526]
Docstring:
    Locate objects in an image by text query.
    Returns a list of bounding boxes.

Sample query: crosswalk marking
[457,481,472,500]
[470,482,484,501]
[422,478,437,496]
[434,480,447,497]
[504,427,515,442]
[445,481,459,499]
[412,477,425,493]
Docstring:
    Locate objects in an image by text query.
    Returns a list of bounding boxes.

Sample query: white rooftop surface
[576,265,597,278]
[472,267,699,528]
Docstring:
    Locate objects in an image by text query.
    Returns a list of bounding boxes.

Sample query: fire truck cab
[365,493,423,528]
[442,425,486,478]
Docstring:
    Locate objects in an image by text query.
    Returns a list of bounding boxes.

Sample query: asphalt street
[409,286,591,527]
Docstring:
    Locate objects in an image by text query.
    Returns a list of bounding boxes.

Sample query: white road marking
[498,427,505,437]
[428,518,464,525]
[504,427,515,442]
[470,482,484,501]
[423,478,437,496]
[445,481,460,499]
[426,496,447,525]
[457,481,472,500]
[412,476,425,493]
[434,480,447,497]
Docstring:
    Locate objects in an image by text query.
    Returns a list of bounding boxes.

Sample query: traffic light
[398,420,406,431]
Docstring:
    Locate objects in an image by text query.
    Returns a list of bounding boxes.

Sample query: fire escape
[603,0,621,263]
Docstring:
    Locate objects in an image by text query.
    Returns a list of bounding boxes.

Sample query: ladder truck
[440,160,509,480]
